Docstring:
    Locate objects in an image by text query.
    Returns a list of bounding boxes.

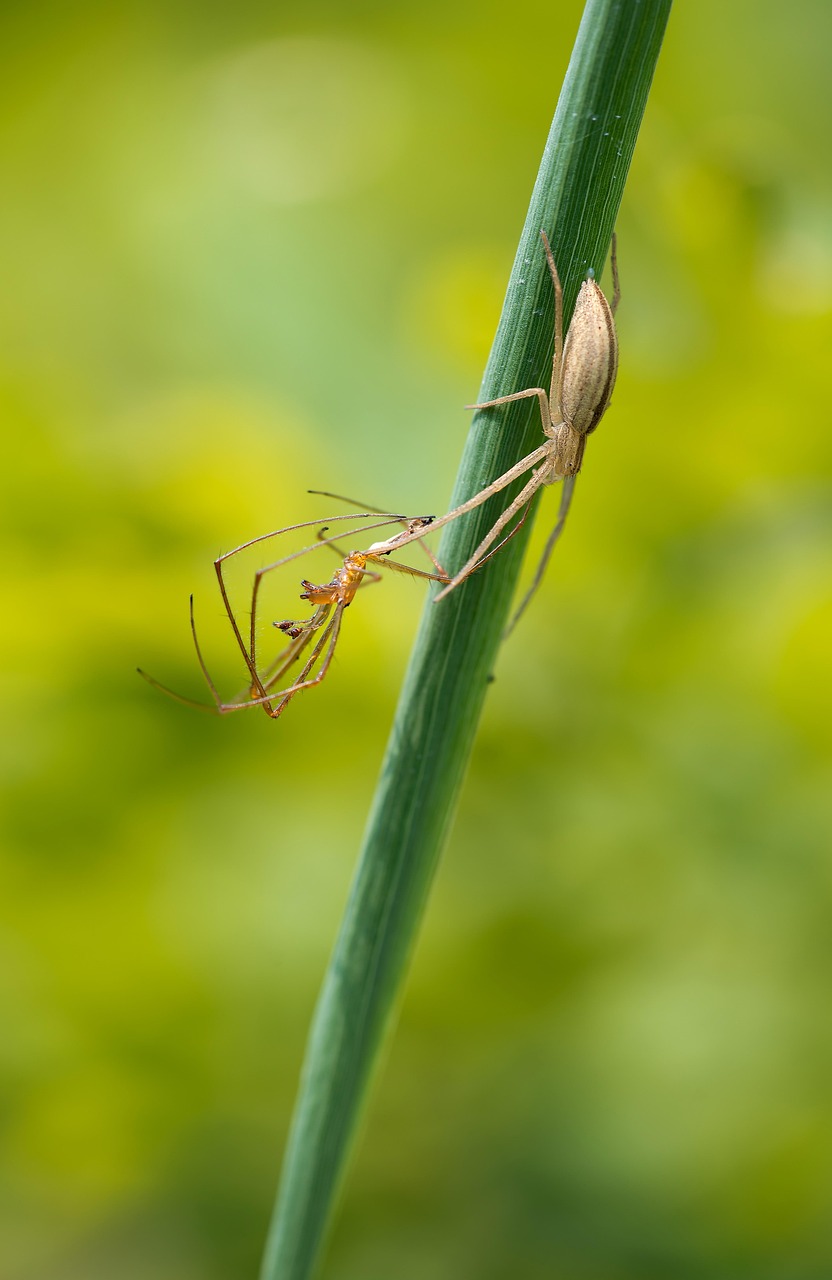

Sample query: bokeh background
[2,1,832,1276]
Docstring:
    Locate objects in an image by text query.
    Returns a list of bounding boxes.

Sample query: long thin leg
[136,597,291,715]
[308,488,390,515]
[139,594,344,717]
[481,497,534,563]
[213,559,271,705]
[136,664,318,715]
[452,497,533,577]
[503,474,576,636]
[192,592,332,714]
[417,547,447,577]
[148,485,523,719]
[405,541,448,579]
[227,607,342,716]
[243,512,426,618]
[310,520,450,581]
[261,605,332,688]
[265,542,458,718]
[216,512,408,568]
[187,592,265,711]
[214,514,408,694]
[309,490,448,577]
[203,578,331,712]
[466,385,551,433]
[228,607,343,715]
[539,230,564,411]
[280,610,337,690]
[363,554,449,585]
[407,443,550,548]
[136,666,226,714]
[313,523,353,563]
[261,543,449,716]
[144,595,287,714]
[365,536,449,580]
[268,603,346,718]
[311,512,396,567]
[159,513,445,719]
[434,465,548,601]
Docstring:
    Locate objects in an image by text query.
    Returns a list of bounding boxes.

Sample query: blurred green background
[2,1,832,1276]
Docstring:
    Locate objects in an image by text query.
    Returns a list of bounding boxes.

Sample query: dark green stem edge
[260,2,673,1277]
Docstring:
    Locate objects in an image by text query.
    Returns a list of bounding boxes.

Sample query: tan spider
[392,229,620,628]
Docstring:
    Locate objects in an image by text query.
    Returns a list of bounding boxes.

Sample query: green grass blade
[260,2,673,1277]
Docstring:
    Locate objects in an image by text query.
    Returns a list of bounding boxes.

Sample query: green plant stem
[260,2,672,1277]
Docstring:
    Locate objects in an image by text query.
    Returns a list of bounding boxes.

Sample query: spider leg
[539,230,564,411]
[213,515,404,694]
[261,604,332,689]
[503,474,576,636]
[434,465,548,600]
[466,386,552,436]
[364,554,449,585]
[267,603,346,719]
[137,594,306,716]
[472,495,533,570]
[406,443,549,549]
[188,592,264,711]
[136,666,223,714]
[309,489,447,576]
